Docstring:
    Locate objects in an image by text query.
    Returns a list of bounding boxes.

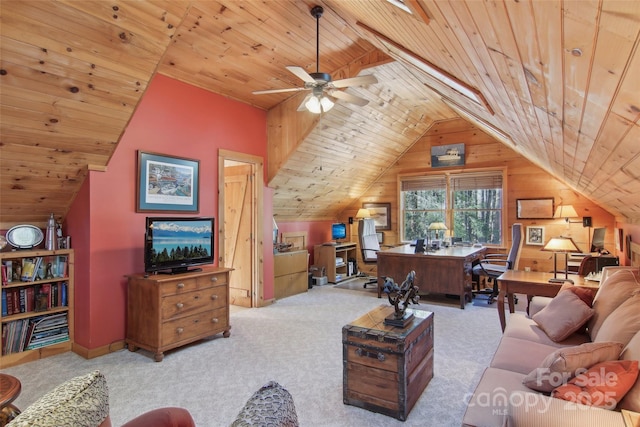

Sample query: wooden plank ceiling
[1,0,639,228]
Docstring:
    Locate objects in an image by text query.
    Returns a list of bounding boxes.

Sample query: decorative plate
[6,224,44,249]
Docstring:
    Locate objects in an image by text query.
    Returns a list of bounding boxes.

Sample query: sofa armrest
[505,392,625,427]
[121,407,195,427]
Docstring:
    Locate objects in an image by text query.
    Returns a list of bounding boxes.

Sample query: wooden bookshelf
[0,249,74,369]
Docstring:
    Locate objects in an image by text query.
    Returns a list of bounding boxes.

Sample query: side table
[0,374,21,426]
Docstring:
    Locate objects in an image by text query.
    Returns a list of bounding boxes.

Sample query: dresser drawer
[161,286,227,319]
[159,272,227,296]
[161,307,228,346]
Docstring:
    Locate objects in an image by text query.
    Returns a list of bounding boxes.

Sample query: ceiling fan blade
[286,66,317,84]
[330,90,369,107]
[331,74,378,88]
[252,87,307,95]
[297,93,313,111]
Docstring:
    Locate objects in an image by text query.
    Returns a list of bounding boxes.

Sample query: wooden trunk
[342,305,434,420]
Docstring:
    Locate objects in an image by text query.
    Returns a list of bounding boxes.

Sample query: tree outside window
[401,171,504,244]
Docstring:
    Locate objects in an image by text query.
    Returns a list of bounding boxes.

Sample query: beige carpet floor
[2,282,508,426]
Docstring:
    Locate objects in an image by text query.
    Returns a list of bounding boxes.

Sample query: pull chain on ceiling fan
[252,5,377,114]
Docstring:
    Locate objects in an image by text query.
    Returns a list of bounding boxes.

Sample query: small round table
[0,374,21,426]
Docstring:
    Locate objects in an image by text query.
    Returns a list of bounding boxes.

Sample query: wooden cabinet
[0,249,74,369]
[343,305,434,420]
[314,242,358,283]
[126,267,232,362]
[274,250,308,300]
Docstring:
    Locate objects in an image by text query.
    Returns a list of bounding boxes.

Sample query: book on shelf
[1,260,15,285]
[1,312,70,355]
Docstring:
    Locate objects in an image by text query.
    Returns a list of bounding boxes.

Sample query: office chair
[358,218,380,288]
[577,255,598,276]
[472,223,524,304]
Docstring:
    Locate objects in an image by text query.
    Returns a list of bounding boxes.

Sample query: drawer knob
[177,283,185,289]
[210,276,218,282]
[211,294,218,300]
[176,327,184,334]
[211,318,219,323]
[176,303,184,309]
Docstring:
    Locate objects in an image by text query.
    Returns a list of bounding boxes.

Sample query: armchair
[472,223,523,304]
[7,371,195,427]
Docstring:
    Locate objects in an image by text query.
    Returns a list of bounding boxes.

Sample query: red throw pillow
[552,360,639,409]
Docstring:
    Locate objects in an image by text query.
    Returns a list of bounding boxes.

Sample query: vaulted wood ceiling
[1,0,639,228]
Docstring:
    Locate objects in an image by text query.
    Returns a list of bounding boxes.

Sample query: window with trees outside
[400,170,504,245]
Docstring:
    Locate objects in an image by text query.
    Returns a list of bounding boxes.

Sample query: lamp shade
[356,208,371,219]
[305,94,334,114]
[554,205,578,220]
[428,222,448,231]
[542,236,579,253]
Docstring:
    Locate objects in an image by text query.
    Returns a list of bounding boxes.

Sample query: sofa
[6,370,298,427]
[462,266,640,427]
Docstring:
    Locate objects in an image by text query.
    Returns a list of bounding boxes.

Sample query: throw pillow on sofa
[588,269,640,340]
[619,330,640,412]
[532,289,594,342]
[594,292,640,348]
[231,381,299,427]
[522,341,624,393]
[7,370,109,427]
[551,360,639,409]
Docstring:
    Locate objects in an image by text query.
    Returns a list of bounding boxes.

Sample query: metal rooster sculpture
[382,270,420,327]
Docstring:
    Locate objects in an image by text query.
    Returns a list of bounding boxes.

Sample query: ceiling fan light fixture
[305,94,334,114]
[305,95,321,114]
[320,96,334,112]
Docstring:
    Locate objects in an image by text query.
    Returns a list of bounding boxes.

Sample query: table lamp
[542,236,580,283]
[428,222,448,239]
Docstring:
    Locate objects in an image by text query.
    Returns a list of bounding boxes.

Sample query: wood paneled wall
[344,118,616,275]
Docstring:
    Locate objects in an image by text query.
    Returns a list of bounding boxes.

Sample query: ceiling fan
[252,5,377,114]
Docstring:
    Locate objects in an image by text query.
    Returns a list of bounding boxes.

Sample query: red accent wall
[276,220,335,264]
[67,74,269,349]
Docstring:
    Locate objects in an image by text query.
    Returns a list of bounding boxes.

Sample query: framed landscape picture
[516,198,554,219]
[136,151,200,213]
[363,202,391,230]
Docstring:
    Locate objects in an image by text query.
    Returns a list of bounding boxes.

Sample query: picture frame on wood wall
[363,203,391,231]
[136,151,200,213]
[516,198,554,219]
[526,226,545,246]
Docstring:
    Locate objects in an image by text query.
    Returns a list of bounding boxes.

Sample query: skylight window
[386,0,412,14]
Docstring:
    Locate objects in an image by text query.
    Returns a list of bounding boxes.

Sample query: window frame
[398,167,507,247]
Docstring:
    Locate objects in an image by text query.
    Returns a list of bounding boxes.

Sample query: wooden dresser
[343,305,434,420]
[126,267,232,362]
[274,250,308,300]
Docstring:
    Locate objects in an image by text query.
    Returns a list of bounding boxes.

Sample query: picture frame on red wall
[136,151,200,213]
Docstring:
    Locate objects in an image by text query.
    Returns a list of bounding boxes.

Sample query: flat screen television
[145,217,214,274]
[331,223,347,241]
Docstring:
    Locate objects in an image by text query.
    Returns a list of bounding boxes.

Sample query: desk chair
[578,255,598,276]
[472,223,524,304]
[358,218,380,288]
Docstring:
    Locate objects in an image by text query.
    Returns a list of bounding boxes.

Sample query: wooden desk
[496,270,599,332]
[377,245,485,308]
